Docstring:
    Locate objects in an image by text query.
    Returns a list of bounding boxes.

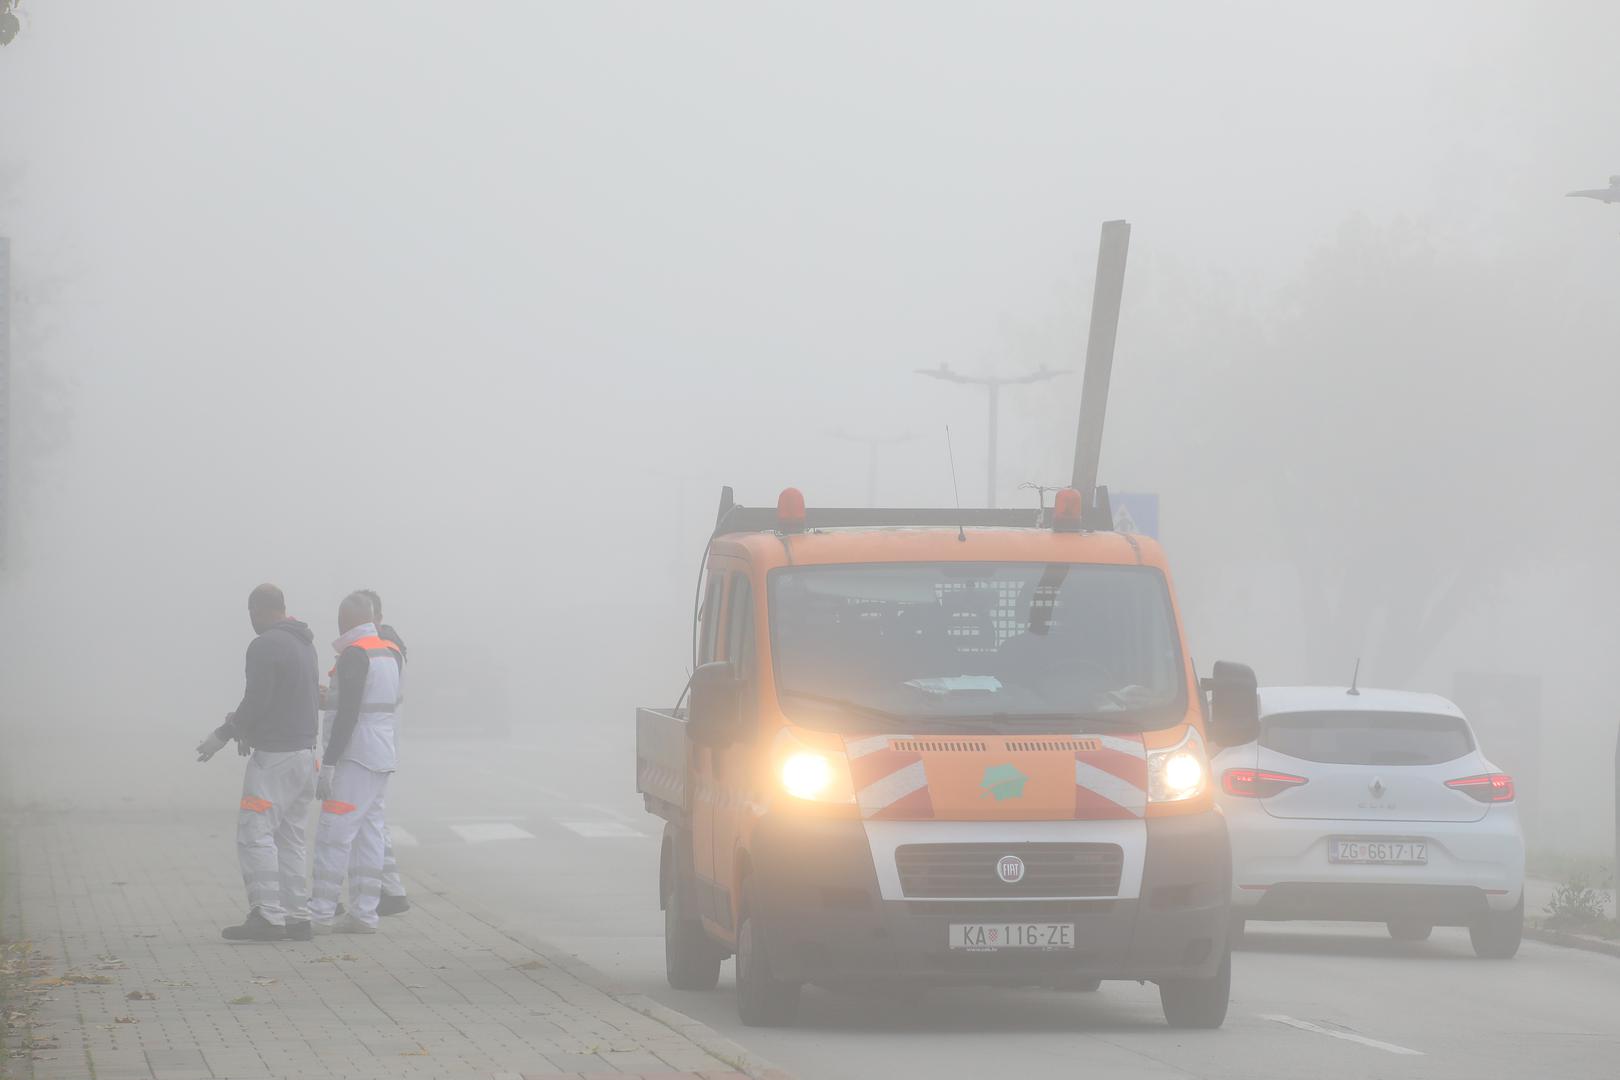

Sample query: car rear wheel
[664,875,723,990]
[1470,894,1523,959]
[1159,947,1231,1029]
[1387,918,1433,942]
[736,877,800,1026]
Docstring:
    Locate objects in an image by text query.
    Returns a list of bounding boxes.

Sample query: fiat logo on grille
[997,855,1026,884]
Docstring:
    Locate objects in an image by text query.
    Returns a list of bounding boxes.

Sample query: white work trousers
[309,761,391,927]
[236,749,318,926]
[379,805,406,899]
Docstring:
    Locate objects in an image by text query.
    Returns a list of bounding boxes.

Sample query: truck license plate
[949,923,1075,951]
[1329,838,1428,865]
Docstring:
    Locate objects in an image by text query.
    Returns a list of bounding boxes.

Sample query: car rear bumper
[1227,805,1524,919]
[749,810,1231,985]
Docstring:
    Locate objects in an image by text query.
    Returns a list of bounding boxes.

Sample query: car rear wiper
[777,688,911,723]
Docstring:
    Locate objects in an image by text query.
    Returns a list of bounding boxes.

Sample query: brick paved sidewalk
[0,809,784,1080]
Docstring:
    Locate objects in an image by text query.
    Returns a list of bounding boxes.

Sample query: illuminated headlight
[1148,741,1207,803]
[772,729,856,805]
[781,752,836,800]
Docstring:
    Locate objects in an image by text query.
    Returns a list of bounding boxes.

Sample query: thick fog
[2,3,1617,851]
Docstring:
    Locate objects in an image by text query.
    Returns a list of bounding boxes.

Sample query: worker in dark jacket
[359,589,411,916]
[196,584,320,941]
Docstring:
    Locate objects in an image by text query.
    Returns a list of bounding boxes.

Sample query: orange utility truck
[637,485,1261,1028]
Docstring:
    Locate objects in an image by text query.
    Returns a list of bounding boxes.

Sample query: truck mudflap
[637,707,690,821]
[748,810,1231,985]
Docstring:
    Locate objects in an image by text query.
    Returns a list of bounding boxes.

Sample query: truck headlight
[773,732,856,805]
[781,752,836,800]
[1148,738,1207,803]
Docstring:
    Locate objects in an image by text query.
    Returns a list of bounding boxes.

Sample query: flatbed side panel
[636,706,689,822]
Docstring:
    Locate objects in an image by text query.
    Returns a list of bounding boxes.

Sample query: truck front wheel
[736,877,800,1026]
[665,872,723,990]
[1158,947,1231,1029]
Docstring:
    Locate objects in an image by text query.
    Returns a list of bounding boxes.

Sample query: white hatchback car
[1213,685,1525,958]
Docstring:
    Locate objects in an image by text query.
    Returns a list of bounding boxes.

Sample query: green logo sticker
[980,764,1029,801]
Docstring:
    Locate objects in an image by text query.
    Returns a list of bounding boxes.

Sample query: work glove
[317,764,335,801]
[195,730,229,763]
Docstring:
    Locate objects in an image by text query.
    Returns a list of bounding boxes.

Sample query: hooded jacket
[217,618,320,752]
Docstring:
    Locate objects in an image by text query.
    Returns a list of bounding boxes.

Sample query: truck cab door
[709,568,758,941]
[691,568,728,927]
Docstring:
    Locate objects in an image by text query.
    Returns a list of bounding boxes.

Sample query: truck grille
[895,843,1123,898]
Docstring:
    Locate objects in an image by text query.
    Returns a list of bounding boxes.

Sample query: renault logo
[997,855,1026,884]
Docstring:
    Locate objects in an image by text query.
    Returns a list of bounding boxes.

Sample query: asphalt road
[384,731,1620,1080]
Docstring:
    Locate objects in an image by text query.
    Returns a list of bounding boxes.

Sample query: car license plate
[1329,838,1428,865]
[949,923,1075,951]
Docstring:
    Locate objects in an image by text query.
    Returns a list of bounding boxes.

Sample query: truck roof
[712,525,1170,572]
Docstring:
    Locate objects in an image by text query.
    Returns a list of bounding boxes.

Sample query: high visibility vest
[329,635,404,772]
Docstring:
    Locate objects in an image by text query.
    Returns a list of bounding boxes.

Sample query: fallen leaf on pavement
[63,972,115,985]
[399,1047,429,1056]
[124,990,158,1001]
[228,995,255,1005]
[113,1016,138,1024]
[249,976,278,986]
[512,959,546,970]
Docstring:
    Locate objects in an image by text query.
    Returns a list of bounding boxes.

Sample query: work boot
[377,894,411,917]
[333,913,377,935]
[283,919,312,942]
[221,909,285,942]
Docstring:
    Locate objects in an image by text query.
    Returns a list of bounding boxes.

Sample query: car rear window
[1261,711,1474,766]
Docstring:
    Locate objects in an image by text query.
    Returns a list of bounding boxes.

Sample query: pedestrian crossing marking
[449,822,538,843]
[561,821,646,838]
[388,826,420,848]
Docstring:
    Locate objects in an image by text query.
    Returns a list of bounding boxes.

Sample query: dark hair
[248,583,286,613]
[359,588,382,621]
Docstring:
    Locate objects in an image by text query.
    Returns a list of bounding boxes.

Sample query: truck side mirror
[687,661,743,747]
[1203,660,1260,747]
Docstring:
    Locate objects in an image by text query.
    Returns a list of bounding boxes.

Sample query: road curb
[1524,924,1620,960]
[405,863,797,1080]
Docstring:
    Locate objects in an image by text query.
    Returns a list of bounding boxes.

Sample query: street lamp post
[915,364,1067,507]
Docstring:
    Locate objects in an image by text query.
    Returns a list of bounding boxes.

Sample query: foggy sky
[2,3,1617,848]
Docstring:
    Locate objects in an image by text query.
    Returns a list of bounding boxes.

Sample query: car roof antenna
[945,426,967,542]
[1347,658,1361,696]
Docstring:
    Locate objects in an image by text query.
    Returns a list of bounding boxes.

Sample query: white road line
[387,826,420,848]
[581,802,642,826]
[560,821,647,839]
[450,822,538,843]
[1263,1014,1424,1056]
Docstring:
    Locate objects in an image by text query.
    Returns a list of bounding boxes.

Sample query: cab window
[725,574,755,679]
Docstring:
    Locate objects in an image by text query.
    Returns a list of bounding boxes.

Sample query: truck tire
[1387,918,1433,942]
[1469,895,1523,960]
[664,842,722,991]
[1158,947,1231,1029]
[736,877,800,1026]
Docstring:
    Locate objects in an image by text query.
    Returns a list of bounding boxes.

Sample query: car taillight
[1445,773,1515,803]
[1222,768,1308,798]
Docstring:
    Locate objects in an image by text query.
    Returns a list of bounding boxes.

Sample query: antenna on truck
[1347,658,1362,696]
[945,426,967,542]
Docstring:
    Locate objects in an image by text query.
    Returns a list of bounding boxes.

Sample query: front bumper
[1226,801,1525,921]
[749,811,1231,985]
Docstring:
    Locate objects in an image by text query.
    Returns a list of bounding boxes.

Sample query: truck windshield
[768,562,1186,733]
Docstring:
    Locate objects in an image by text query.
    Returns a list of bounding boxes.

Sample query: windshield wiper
[777,688,911,723]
